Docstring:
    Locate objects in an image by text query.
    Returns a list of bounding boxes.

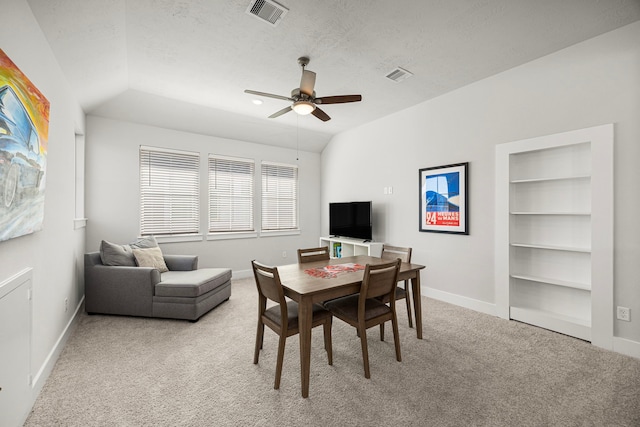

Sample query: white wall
[85,115,321,274]
[321,22,640,354]
[0,0,86,424]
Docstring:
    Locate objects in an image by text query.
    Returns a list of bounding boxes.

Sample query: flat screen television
[329,201,372,241]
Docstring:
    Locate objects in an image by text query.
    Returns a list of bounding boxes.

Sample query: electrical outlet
[282,251,287,258]
[617,306,630,322]
[64,298,68,312]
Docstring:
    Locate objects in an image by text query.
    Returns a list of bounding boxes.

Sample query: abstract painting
[0,49,50,242]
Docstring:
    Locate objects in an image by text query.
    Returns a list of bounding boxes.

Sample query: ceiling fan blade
[299,70,316,96]
[244,89,292,102]
[311,107,331,122]
[268,106,293,118]
[315,95,362,105]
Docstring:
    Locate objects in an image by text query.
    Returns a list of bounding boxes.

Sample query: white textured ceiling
[27,0,640,152]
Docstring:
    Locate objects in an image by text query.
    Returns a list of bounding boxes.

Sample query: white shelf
[510,175,591,184]
[510,211,591,216]
[510,243,591,253]
[320,236,383,258]
[510,274,591,291]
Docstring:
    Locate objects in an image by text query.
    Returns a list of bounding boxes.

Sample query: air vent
[385,67,413,83]
[246,0,289,27]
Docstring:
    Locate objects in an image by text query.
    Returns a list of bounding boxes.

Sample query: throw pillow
[130,235,159,250]
[132,247,169,273]
[100,240,137,266]
[99,236,159,266]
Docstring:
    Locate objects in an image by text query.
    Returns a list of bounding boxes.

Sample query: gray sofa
[84,252,232,321]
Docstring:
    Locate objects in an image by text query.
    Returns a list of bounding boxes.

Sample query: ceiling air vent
[246,0,289,27]
[385,67,413,83]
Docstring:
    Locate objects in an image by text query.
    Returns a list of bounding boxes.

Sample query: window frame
[207,154,256,237]
[260,160,299,234]
[139,145,201,238]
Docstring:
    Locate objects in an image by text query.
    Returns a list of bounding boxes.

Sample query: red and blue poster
[419,163,468,234]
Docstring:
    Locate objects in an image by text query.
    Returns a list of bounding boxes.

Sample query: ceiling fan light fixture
[292,100,315,115]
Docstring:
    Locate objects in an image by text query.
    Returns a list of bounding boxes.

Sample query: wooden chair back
[251,260,286,306]
[297,246,330,263]
[381,245,412,263]
[360,259,401,303]
[379,244,414,331]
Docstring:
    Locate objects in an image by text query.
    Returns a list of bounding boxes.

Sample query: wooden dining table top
[276,255,425,301]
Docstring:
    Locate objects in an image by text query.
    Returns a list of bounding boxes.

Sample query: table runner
[304,263,366,279]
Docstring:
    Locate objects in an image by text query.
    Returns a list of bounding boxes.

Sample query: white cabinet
[495,124,613,348]
[0,269,32,427]
[319,237,383,259]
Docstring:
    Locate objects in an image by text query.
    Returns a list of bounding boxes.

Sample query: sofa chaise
[84,249,232,321]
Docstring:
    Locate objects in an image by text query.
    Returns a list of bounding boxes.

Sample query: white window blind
[139,146,200,236]
[209,155,255,232]
[261,161,298,231]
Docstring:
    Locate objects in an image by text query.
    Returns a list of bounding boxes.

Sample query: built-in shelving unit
[319,236,383,259]
[495,124,613,349]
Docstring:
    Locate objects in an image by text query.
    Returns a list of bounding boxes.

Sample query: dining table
[276,254,426,398]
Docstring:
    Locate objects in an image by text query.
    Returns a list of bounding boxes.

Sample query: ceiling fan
[244,56,362,122]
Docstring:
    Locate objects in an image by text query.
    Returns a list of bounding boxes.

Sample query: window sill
[260,229,301,237]
[207,231,258,241]
[155,234,204,244]
[73,218,88,229]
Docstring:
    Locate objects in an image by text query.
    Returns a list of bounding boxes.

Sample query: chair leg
[274,334,287,389]
[323,318,333,366]
[380,322,385,341]
[404,280,413,328]
[392,315,402,362]
[254,320,264,364]
[358,325,371,379]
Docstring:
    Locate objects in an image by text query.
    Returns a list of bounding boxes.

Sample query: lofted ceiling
[27,0,640,152]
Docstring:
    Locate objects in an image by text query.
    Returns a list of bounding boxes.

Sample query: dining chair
[251,260,333,389]
[324,258,402,379]
[297,246,330,263]
[379,245,413,339]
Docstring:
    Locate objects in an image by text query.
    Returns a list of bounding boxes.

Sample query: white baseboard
[232,269,253,280]
[30,297,84,400]
[613,337,640,360]
[423,286,497,316]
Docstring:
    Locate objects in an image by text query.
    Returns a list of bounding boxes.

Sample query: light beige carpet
[25,277,640,426]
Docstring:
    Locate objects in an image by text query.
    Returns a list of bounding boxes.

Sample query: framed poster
[419,162,468,234]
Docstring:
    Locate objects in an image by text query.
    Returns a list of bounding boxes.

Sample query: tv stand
[320,236,383,259]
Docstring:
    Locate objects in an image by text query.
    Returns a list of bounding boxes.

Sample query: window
[261,161,298,231]
[208,155,255,233]
[139,146,200,236]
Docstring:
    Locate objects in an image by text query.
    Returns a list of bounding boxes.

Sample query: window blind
[209,155,255,232]
[261,161,298,231]
[139,146,200,235]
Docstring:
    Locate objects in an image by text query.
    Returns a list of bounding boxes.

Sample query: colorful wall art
[0,49,50,242]
[419,162,468,234]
